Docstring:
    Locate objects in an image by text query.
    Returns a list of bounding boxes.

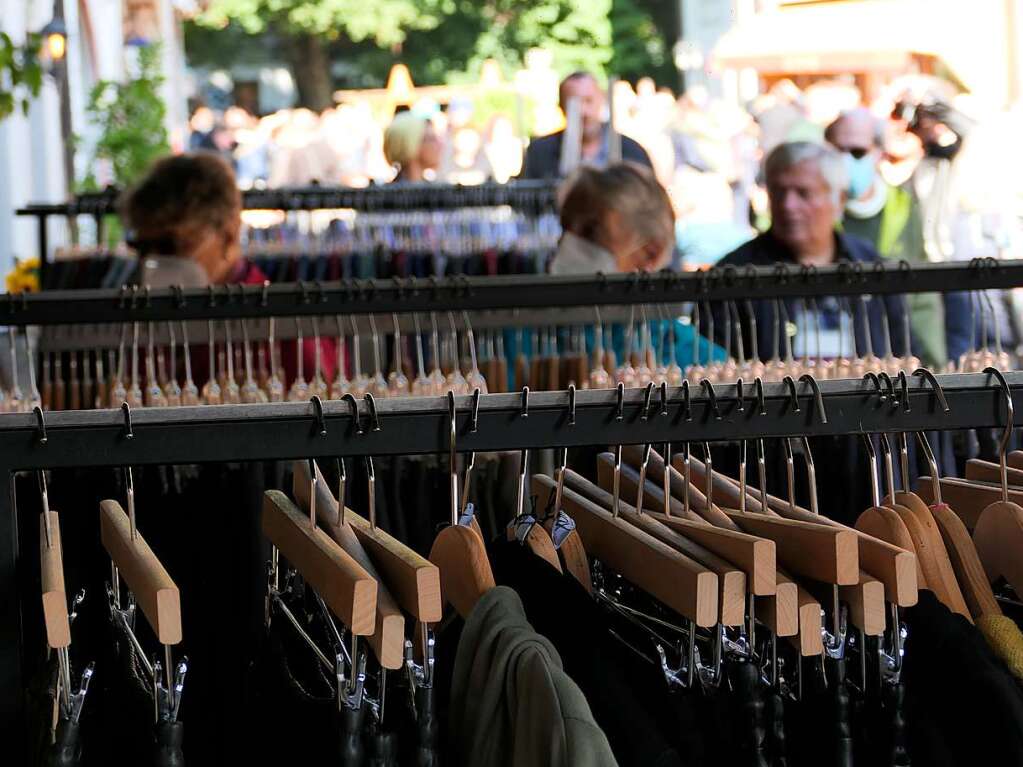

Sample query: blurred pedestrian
[520,72,652,179]
[826,108,959,367]
[383,111,443,182]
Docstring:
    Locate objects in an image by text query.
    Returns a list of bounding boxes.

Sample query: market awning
[710,0,947,77]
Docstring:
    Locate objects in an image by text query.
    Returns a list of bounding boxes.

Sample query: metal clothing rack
[7,260,1023,328]
[16,180,560,284]
[2,370,1022,750]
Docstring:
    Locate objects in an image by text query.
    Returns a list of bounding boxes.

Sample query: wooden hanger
[602,454,799,640]
[292,461,406,669]
[428,393,496,618]
[907,435,1000,621]
[580,462,746,626]
[101,499,183,646]
[965,458,1023,487]
[40,508,70,649]
[963,369,1023,614]
[871,433,970,619]
[658,443,883,642]
[263,490,378,638]
[541,450,592,593]
[298,458,442,625]
[684,447,918,609]
[1007,450,1023,471]
[627,445,821,653]
[504,448,562,573]
[532,473,719,628]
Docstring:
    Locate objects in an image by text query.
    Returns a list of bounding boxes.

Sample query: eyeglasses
[835,146,872,160]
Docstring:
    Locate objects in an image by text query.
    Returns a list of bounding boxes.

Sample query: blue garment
[714,230,909,362]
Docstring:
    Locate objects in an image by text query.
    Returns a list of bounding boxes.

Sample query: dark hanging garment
[902,590,1023,765]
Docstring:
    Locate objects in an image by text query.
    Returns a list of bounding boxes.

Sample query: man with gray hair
[717,140,909,523]
[717,140,907,367]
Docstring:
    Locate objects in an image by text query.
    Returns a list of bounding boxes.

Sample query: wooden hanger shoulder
[541,506,592,594]
[887,491,971,620]
[918,476,1018,529]
[855,505,924,596]
[929,501,1001,620]
[532,474,719,628]
[973,500,1023,601]
[429,523,496,619]
[39,511,70,649]
[262,490,378,638]
[505,519,563,573]
[1007,451,1023,471]
[100,500,182,646]
[294,463,406,669]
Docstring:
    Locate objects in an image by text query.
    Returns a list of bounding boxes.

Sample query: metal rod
[9,262,1023,327]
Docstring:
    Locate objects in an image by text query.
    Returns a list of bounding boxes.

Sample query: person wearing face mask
[547,161,723,368]
[825,108,954,369]
[520,72,653,179]
[896,97,1020,365]
[552,162,673,274]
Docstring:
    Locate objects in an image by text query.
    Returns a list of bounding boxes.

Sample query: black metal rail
[6,260,1023,328]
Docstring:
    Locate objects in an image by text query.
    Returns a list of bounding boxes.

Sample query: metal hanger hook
[362,393,381,432]
[913,368,950,413]
[310,396,327,437]
[699,379,721,420]
[984,366,1014,503]
[753,377,767,416]
[121,402,134,440]
[782,376,800,414]
[798,374,827,424]
[341,393,363,435]
[615,382,625,422]
[567,384,577,426]
[33,405,47,445]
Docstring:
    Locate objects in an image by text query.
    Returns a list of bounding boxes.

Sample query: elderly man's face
[767,159,839,258]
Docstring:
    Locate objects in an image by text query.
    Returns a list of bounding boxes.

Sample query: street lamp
[39,16,68,69]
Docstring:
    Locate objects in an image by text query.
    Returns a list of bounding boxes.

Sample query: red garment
[231,260,340,386]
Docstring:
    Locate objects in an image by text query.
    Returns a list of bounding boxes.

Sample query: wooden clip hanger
[101,498,183,646]
[635,444,820,651]
[263,490,378,638]
[299,460,441,623]
[292,459,405,669]
[532,474,719,628]
[581,461,746,627]
[597,453,801,641]
[872,428,970,618]
[40,496,70,649]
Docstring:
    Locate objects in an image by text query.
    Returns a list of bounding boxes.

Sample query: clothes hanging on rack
[447,585,616,767]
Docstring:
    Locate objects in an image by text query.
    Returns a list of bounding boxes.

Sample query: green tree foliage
[609,0,678,88]
[82,45,169,189]
[191,0,615,108]
[0,33,43,120]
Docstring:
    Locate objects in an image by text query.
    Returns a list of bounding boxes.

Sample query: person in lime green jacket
[826,109,953,369]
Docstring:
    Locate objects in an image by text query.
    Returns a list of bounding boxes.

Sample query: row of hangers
[36,366,1023,758]
[25,276,1014,416]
